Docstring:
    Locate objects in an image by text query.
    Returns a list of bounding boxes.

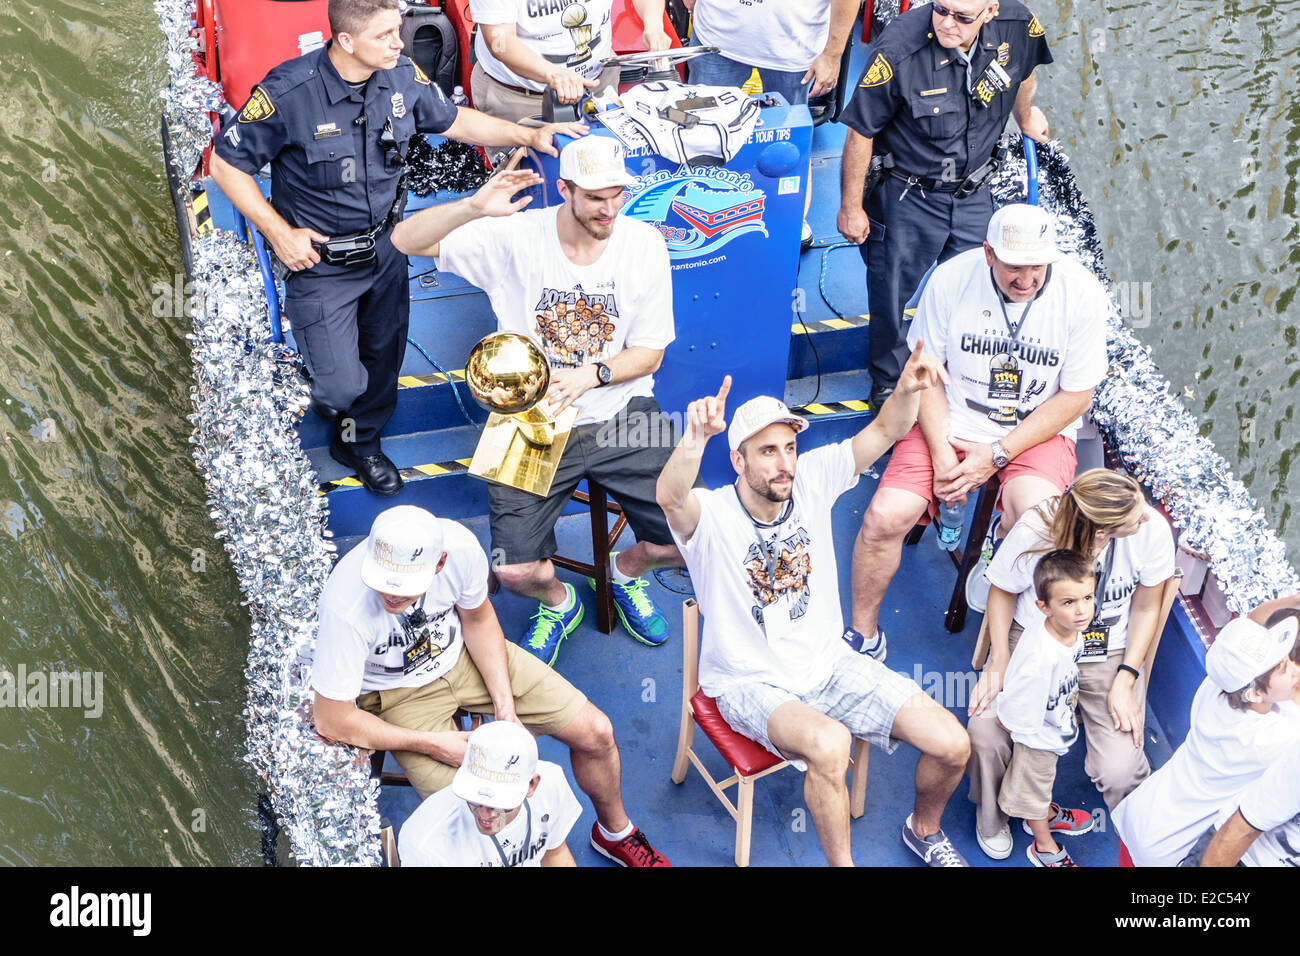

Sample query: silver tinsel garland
[156,0,382,865]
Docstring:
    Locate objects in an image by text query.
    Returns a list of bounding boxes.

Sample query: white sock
[544,585,573,612]
[598,820,634,842]
[609,551,636,585]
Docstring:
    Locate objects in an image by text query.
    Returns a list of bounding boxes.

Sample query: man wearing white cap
[1111,614,1300,867]
[398,720,583,866]
[655,347,976,867]
[393,138,686,668]
[846,203,1109,657]
[312,505,671,866]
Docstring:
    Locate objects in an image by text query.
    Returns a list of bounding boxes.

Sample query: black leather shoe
[311,401,340,423]
[869,384,896,409]
[330,438,404,497]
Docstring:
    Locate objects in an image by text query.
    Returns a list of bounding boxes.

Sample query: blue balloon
[755,141,802,178]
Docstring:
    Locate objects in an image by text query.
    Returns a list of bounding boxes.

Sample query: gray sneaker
[902,814,969,867]
[841,626,887,662]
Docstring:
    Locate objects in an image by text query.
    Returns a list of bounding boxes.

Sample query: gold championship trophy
[561,2,594,65]
[466,331,579,497]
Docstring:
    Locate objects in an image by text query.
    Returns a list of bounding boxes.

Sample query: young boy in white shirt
[995,549,1097,867]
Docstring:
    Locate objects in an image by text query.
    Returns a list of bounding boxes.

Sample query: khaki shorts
[357,642,587,798]
[997,742,1059,821]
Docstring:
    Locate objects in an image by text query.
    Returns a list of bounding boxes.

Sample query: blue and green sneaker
[520,583,584,667]
[589,575,669,646]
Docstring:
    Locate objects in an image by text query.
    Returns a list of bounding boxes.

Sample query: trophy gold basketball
[465,331,579,496]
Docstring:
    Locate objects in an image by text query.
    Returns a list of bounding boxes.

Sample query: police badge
[391,92,406,119]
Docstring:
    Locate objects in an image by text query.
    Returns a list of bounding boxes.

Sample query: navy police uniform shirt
[214,44,459,236]
[841,1,1051,180]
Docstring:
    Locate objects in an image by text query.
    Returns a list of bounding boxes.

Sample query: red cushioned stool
[669,599,869,866]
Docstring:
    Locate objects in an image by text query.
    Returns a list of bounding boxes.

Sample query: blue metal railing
[232,208,285,344]
[1023,133,1039,206]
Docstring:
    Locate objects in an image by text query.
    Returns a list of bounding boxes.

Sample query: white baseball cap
[451,721,539,811]
[986,203,1060,265]
[559,136,635,190]
[359,505,444,597]
[728,396,808,452]
[1205,616,1298,693]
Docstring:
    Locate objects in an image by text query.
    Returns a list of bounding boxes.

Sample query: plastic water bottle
[936,501,963,552]
[451,85,469,107]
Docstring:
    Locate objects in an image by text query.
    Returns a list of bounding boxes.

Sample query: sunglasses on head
[931,2,985,25]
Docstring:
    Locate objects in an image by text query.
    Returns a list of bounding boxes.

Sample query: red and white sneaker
[1028,843,1079,867]
[590,824,672,867]
[1023,803,1094,837]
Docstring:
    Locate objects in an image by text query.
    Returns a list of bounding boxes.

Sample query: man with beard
[654,345,974,867]
[393,137,685,667]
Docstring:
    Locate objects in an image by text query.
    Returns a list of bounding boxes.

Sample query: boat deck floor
[372,479,1175,867]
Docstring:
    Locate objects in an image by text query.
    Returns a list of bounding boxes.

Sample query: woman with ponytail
[965,468,1176,860]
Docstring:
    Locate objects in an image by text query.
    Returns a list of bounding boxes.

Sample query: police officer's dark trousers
[285,229,408,456]
[860,176,993,388]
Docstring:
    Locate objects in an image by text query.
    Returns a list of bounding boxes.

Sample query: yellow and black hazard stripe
[792,313,869,335]
[397,368,465,388]
[319,457,473,493]
[791,305,915,336]
[192,190,213,234]
[792,399,874,417]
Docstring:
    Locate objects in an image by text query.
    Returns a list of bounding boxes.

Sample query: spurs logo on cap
[465,743,522,784]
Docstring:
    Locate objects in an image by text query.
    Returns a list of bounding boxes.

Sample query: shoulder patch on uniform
[1028,15,1045,37]
[412,63,431,86]
[860,52,894,89]
[238,85,276,123]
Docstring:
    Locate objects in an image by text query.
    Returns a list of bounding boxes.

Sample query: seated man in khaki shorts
[311,504,670,867]
[468,0,670,123]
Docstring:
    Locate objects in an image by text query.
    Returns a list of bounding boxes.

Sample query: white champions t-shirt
[398,760,583,867]
[471,0,615,92]
[995,619,1082,755]
[438,205,675,426]
[985,503,1175,660]
[311,521,489,700]
[908,249,1109,446]
[672,439,860,698]
[692,0,830,73]
[1111,679,1300,868]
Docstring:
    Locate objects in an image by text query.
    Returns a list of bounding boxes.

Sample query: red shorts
[878,423,1077,524]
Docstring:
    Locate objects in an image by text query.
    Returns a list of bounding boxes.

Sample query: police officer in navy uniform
[837,0,1051,407]
[211,0,585,495]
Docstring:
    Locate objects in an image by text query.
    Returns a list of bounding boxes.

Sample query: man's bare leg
[553,701,628,832]
[999,474,1061,533]
[495,559,567,606]
[611,540,683,578]
[767,701,855,866]
[849,487,930,638]
[888,692,971,837]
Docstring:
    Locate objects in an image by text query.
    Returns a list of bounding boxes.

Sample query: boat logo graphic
[622,166,768,261]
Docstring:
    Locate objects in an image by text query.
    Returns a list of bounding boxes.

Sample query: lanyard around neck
[489,799,532,867]
[990,265,1051,351]
[1092,539,1117,625]
[733,483,792,588]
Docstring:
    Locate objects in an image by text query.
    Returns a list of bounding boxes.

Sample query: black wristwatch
[594,362,612,387]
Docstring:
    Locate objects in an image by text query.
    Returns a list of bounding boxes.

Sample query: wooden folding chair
[670,598,869,866]
[551,478,629,634]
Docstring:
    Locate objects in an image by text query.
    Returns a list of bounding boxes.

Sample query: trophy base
[469,405,579,497]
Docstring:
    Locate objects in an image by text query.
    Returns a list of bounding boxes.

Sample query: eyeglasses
[931,3,985,25]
